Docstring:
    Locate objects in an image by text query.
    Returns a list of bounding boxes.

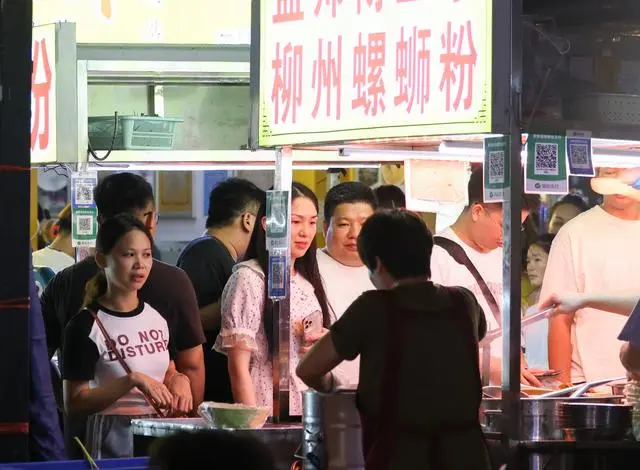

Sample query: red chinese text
[394,26,431,113]
[273,0,304,23]
[439,20,477,112]
[101,0,112,19]
[312,37,343,119]
[352,32,386,116]
[31,38,52,152]
[271,42,303,124]
[357,0,382,14]
[314,0,343,17]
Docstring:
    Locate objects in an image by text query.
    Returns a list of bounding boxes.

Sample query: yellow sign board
[33,0,251,45]
[257,0,493,146]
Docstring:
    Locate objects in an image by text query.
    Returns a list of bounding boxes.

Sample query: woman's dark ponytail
[83,271,108,308]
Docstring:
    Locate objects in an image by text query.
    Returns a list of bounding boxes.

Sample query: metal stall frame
[73,42,251,171]
[246,0,526,440]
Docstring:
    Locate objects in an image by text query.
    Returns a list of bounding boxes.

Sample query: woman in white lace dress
[214,182,332,416]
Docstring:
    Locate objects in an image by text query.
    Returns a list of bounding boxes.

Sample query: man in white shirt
[316,182,378,385]
[542,168,640,385]
[32,204,75,273]
[430,166,541,386]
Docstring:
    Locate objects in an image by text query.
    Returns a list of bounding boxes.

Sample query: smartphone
[302,310,323,335]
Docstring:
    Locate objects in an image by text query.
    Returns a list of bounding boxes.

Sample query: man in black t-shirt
[177,178,264,402]
[41,173,205,456]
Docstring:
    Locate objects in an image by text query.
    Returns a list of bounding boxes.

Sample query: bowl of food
[197,402,270,429]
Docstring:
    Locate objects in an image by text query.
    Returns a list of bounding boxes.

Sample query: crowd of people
[27,166,640,469]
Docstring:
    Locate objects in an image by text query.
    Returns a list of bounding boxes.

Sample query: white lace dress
[214,259,323,416]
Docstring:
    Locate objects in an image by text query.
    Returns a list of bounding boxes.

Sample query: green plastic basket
[88,115,183,150]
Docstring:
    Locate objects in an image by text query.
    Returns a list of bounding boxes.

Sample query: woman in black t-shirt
[61,214,192,458]
[298,210,491,470]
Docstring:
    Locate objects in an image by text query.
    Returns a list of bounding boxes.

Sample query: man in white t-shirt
[316,182,378,385]
[430,166,541,386]
[33,204,75,273]
[542,168,640,385]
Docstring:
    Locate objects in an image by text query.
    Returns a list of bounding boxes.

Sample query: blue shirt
[29,257,65,460]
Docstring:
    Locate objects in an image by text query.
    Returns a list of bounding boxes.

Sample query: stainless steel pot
[559,402,633,441]
[302,390,364,470]
[481,396,624,441]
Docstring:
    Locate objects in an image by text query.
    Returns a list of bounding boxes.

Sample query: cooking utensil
[537,376,625,398]
[559,402,632,441]
[482,385,530,398]
[481,308,553,344]
[570,376,626,398]
[481,396,625,441]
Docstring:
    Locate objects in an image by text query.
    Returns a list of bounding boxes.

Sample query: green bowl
[197,402,270,429]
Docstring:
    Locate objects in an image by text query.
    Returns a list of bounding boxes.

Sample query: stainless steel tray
[131,417,302,438]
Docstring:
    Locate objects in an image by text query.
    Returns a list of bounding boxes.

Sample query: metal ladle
[481,308,554,345]
[537,376,626,398]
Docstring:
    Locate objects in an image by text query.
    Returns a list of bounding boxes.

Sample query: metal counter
[131,418,301,470]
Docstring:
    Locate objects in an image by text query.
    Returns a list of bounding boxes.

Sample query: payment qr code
[76,215,94,236]
[74,183,94,206]
[271,261,285,289]
[569,142,590,168]
[488,150,505,184]
[534,143,559,176]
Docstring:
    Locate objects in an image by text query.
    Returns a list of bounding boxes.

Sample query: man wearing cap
[541,167,640,385]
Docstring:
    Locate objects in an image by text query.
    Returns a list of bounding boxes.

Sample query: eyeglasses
[482,206,525,232]
[143,211,159,227]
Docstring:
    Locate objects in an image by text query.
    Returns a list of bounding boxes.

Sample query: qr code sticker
[569,142,590,169]
[74,183,94,206]
[75,215,94,236]
[271,260,285,289]
[488,151,505,184]
[534,143,559,176]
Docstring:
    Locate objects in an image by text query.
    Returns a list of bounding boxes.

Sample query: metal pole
[501,0,524,445]
[0,0,32,461]
[272,147,293,423]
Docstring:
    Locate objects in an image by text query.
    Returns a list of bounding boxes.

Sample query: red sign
[31,37,53,153]
[258,0,492,146]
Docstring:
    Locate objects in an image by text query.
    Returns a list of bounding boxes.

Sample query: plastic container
[88,115,183,150]
[0,457,149,469]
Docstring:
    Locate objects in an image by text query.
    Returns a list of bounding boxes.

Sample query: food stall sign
[31,23,78,165]
[256,0,493,146]
[33,0,250,45]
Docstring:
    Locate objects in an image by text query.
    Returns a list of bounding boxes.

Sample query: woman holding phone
[61,214,192,458]
[215,182,331,416]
